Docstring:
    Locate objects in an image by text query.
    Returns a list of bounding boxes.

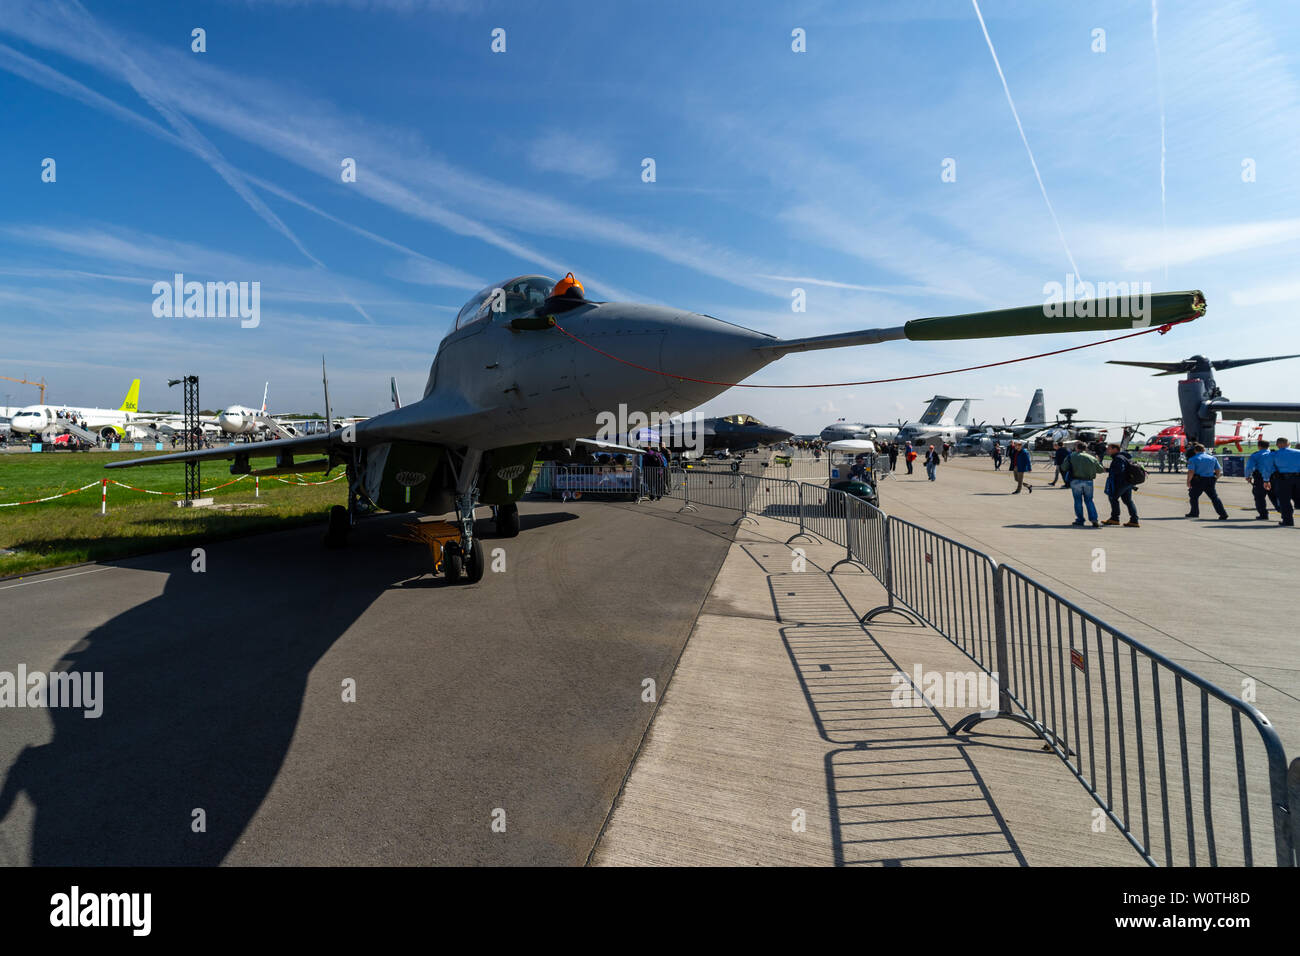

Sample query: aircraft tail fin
[391,376,402,410]
[953,400,972,426]
[1026,388,1045,425]
[119,379,140,413]
[919,396,959,425]
[322,357,332,431]
[261,382,269,414]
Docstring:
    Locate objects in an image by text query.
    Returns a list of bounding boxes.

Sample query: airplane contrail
[970,0,1083,282]
[65,0,375,324]
[1152,0,1168,282]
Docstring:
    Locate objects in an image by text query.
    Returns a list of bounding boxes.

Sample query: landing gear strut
[442,449,486,584]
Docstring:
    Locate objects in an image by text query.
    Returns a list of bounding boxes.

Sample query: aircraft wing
[1209,401,1300,424]
[573,437,646,456]
[106,392,490,472]
[104,430,337,469]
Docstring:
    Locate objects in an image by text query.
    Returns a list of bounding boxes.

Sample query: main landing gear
[324,453,365,549]
[493,501,520,538]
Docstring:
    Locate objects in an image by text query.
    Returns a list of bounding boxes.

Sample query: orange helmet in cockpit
[551,272,585,299]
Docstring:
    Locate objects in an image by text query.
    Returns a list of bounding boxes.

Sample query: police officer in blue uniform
[1245,438,1279,520]
[1264,436,1300,527]
[1185,443,1228,520]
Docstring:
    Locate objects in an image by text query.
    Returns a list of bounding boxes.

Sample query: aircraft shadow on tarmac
[0,511,566,865]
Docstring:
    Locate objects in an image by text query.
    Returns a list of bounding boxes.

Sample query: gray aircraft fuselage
[359,301,778,452]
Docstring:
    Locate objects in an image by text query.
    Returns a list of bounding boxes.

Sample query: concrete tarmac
[592,510,1147,866]
[0,501,733,865]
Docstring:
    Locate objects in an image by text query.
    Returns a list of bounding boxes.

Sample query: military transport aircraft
[108,274,1206,583]
[895,396,978,448]
[819,418,906,444]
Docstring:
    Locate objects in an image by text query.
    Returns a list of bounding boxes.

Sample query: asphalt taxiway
[0,502,733,865]
[1,457,1292,867]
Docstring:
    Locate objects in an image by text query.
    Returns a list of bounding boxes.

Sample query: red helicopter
[1140,419,1264,455]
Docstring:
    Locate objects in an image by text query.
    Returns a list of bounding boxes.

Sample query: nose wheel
[442,486,486,583]
[441,535,484,583]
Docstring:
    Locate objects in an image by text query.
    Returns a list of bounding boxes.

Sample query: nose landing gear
[443,488,486,583]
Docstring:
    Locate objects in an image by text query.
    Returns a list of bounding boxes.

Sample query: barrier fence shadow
[758,553,1030,866]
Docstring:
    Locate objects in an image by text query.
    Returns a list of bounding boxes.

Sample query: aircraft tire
[496,502,520,538]
[443,545,464,581]
[324,504,350,548]
[464,536,485,584]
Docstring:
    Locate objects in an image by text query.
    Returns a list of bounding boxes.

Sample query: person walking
[1185,443,1228,520]
[904,441,916,475]
[990,442,1003,470]
[1101,441,1139,527]
[1245,439,1279,520]
[1010,441,1033,494]
[1064,440,1101,527]
[1263,436,1300,527]
[1048,440,1069,486]
[941,441,950,462]
[924,444,940,481]
[887,442,899,473]
[1156,442,1168,473]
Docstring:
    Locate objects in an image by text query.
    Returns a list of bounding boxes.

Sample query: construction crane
[0,375,46,404]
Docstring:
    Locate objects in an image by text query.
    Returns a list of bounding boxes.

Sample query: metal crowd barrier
[796,482,851,551]
[844,495,888,583]
[961,566,1294,867]
[646,461,1297,866]
[532,463,641,499]
[884,517,1000,674]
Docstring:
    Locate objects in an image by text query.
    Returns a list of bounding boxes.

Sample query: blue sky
[2,0,1299,435]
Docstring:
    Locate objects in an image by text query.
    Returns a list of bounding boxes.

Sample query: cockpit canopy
[454,275,557,330]
[720,414,765,426]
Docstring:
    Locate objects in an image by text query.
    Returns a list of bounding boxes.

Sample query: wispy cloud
[527,131,618,181]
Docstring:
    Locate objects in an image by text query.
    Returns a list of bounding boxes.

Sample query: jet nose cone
[561,304,778,413]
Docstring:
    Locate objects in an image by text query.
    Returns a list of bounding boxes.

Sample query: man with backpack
[1101,441,1141,527]
[1063,440,1101,526]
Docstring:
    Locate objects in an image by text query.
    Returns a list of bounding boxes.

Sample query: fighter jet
[1107,354,1300,447]
[109,274,1206,583]
[645,413,793,458]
